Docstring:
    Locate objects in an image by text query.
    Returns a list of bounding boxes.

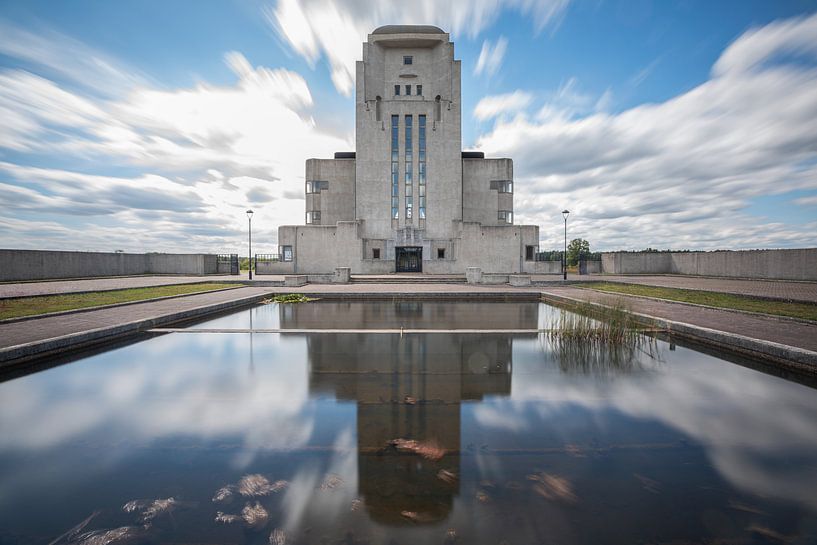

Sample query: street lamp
[562,209,570,280]
[246,209,254,280]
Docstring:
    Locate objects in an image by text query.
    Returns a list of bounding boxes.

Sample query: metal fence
[255,254,281,263]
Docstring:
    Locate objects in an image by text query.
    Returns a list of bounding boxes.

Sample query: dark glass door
[396,247,422,272]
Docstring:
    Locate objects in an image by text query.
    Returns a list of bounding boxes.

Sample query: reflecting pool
[1,301,816,544]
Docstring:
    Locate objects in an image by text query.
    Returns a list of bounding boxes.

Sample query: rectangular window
[437,248,445,259]
[418,115,426,219]
[405,115,413,220]
[394,84,400,96]
[490,180,513,193]
[373,248,380,259]
[306,181,328,193]
[282,246,293,262]
[403,55,413,65]
[306,211,321,224]
[391,115,399,219]
[525,245,535,261]
[405,85,411,96]
[498,210,513,224]
[416,84,422,96]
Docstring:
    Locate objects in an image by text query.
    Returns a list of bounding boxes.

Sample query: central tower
[355,25,462,241]
[271,25,544,276]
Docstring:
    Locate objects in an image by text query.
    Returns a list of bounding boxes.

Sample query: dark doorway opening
[396,246,422,273]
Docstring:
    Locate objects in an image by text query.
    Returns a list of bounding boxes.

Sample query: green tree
[566,238,590,266]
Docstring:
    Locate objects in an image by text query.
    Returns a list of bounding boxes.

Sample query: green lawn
[0,283,237,320]
[581,282,817,322]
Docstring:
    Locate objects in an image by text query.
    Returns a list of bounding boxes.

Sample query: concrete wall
[305,158,356,226]
[0,249,220,281]
[462,158,513,226]
[601,249,817,280]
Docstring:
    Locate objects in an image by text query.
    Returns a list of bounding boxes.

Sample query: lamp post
[246,209,254,280]
[562,209,570,280]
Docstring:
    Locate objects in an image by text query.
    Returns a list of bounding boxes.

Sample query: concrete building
[271,25,547,274]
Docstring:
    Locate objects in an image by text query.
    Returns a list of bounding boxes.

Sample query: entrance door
[396,247,422,273]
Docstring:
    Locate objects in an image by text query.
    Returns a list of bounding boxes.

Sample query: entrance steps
[351,275,467,284]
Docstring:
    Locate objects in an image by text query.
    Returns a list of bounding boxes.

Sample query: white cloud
[476,12,817,250]
[268,0,571,95]
[474,36,508,77]
[794,195,817,207]
[474,90,533,121]
[0,25,350,253]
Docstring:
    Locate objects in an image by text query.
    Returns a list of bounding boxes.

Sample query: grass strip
[0,283,237,320]
[582,282,817,322]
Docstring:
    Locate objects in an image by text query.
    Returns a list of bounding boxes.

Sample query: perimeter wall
[0,249,220,281]
[601,249,817,281]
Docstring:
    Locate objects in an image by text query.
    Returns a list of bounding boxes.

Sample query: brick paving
[568,274,817,303]
[0,287,271,349]
[541,286,817,353]
[0,273,274,298]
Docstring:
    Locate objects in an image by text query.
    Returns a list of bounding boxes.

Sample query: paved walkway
[568,274,817,304]
[5,273,816,302]
[541,286,817,353]
[0,273,279,298]
[0,287,273,362]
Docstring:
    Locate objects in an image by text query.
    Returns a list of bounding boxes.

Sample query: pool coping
[2,288,815,376]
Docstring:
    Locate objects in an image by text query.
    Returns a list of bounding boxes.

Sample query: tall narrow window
[405,115,413,220]
[405,85,411,96]
[391,115,399,219]
[394,85,400,96]
[416,84,422,96]
[418,115,426,219]
[375,96,381,121]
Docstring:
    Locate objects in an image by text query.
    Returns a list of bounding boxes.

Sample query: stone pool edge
[539,291,817,375]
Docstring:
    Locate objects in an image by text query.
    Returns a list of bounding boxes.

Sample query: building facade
[272,25,547,274]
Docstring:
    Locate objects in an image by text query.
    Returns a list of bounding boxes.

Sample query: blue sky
[1,0,816,252]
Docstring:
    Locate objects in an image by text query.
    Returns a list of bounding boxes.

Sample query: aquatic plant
[545,300,661,373]
[263,294,318,304]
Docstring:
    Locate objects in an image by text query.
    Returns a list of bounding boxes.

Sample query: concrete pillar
[333,267,351,283]
[466,267,482,284]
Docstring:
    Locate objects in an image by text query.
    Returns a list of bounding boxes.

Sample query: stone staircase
[351,274,467,284]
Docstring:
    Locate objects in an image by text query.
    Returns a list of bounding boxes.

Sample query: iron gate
[396,247,422,273]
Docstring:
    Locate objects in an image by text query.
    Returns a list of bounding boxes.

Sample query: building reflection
[280,301,538,524]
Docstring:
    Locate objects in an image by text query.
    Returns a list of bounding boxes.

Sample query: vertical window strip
[391,115,399,219]
[405,114,413,220]
[418,115,426,219]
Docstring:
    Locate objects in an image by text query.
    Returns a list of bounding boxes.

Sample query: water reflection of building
[280,301,537,524]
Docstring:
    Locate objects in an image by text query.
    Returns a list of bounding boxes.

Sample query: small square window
[437,248,445,259]
[394,85,400,96]
[405,85,411,95]
[373,248,380,259]
[403,56,413,65]
[416,85,422,96]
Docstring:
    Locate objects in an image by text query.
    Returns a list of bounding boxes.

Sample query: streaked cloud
[268,0,571,95]
[474,36,508,77]
[0,24,350,252]
[477,12,817,250]
[474,90,533,121]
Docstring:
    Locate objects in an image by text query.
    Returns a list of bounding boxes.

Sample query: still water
[1,301,816,544]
